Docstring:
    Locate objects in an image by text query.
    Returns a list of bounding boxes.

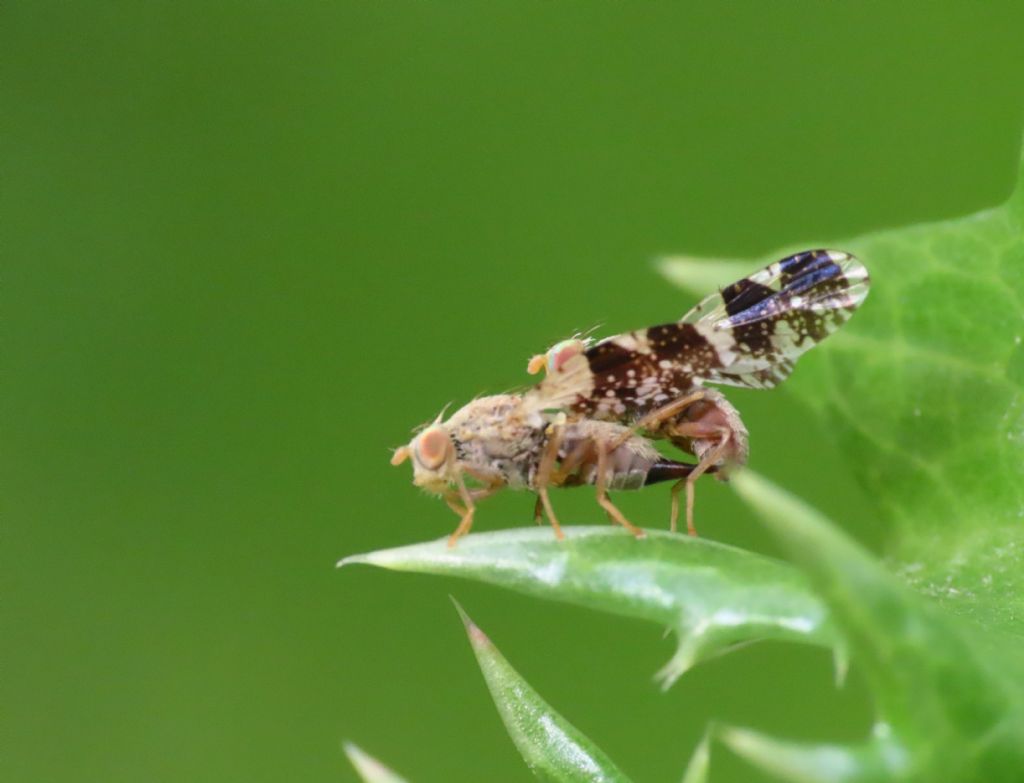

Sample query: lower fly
[391,395,703,547]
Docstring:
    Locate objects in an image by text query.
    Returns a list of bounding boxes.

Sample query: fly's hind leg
[594,441,645,539]
[666,424,731,536]
[606,389,708,452]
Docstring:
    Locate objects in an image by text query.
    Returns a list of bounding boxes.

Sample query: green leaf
[724,470,1024,782]
[343,742,410,783]
[660,150,1024,634]
[353,148,1024,783]
[679,732,712,783]
[340,527,841,687]
[716,724,909,783]
[656,257,756,299]
[453,600,632,783]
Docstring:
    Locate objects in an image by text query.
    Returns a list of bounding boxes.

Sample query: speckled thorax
[445,395,548,489]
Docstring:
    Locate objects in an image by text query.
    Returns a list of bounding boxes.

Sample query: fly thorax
[446,395,545,488]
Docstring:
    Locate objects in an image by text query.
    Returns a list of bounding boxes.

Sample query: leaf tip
[343,741,408,783]
[654,643,698,691]
[336,553,367,568]
[337,540,431,570]
[716,725,816,781]
[450,596,490,648]
[680,732,712,783]
[656,255,759,297]
[716,723,910,783]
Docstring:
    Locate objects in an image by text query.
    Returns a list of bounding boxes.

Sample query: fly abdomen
[643,458,698,486]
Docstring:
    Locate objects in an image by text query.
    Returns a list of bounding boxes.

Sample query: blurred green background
[6,3,1023,782]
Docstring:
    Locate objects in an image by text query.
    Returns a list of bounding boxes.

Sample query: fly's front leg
[444,491,467,515]
[594,441,645,539]
[443,484,474,546]
[446,468,504,547]
[535,422,566,540]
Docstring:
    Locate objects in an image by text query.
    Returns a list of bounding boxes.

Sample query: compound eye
[414,426,450,470]
[526,339,585,376]
[546,339,584,373]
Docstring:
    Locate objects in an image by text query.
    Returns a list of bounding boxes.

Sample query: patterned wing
[529,250,869,418]
[679,249,869,389]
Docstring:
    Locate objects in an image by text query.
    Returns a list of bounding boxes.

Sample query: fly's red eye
[527,339,585,376]
[548,340,584,373]
[414,427,450,470]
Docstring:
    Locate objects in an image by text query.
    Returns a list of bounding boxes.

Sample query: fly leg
[445,469,504,547]
[535,422,567,540]
[532,496,544,525]
[444,477,475,547]
[665,422,731,536]
[533,438,585,525]
[594,440,645,538]
[606,389,707,451]
[549,440,591,485]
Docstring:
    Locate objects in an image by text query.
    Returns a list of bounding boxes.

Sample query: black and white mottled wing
[679,249,869,390]
[530,250,869,419]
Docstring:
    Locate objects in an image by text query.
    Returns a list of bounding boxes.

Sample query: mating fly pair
[392,249,870,546]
